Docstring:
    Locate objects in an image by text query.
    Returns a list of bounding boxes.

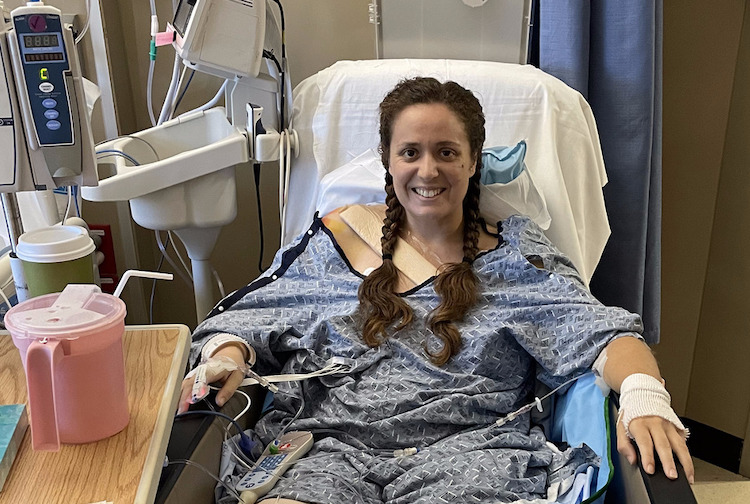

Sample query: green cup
[16,226,96,298]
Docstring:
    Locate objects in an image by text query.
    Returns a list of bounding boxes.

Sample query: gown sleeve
[188,219,360,375]
[500,215,644,389]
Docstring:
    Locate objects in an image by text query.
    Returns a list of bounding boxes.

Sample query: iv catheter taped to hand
[185,355,251,404]
[618,373,689,440]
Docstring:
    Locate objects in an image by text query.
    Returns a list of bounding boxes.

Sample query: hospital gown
[191,214,643,503]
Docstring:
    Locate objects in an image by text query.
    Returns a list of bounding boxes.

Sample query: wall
[658,0,750,468]
[684,3,750,438]
[656,1,747,415]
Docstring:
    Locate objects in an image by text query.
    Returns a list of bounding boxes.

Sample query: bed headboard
[283,59,610,285]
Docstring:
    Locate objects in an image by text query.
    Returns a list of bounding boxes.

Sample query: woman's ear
[469,154,478,175]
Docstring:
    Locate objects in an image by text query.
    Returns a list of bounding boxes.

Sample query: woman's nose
[417,155,440,179]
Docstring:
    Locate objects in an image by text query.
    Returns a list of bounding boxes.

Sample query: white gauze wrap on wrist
[618,373,689,440]
[201,333,256,366]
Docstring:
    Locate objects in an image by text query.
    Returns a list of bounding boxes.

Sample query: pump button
[42,98,57,109]
[39,82,54,93]
[46,120,61,131]
[44,109,59,120]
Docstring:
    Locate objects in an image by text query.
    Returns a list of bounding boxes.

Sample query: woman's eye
[402,148,417,158]
[440,149,456,159]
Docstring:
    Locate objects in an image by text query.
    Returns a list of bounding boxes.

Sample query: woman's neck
[402,219,466,266]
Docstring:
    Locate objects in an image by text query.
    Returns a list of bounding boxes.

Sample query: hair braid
[427,167,482,365]
[358,173,413,346]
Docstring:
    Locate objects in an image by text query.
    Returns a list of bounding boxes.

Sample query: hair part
[358,77,486,366]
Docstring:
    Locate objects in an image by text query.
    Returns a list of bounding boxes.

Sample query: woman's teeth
[414,188,442,198]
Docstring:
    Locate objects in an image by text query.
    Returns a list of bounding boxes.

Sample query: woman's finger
[216,369,246,407]
[616,417,637,465]
[649,420,677,479]
[177,376,196,414]
[629,419,655,474]
[668,427,695,484]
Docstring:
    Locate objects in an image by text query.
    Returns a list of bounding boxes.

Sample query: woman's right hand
[177,345,248,413]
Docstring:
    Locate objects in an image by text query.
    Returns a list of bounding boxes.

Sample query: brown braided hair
[358,77,486,365]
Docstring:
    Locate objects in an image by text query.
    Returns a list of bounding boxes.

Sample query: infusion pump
[0,0,97,192]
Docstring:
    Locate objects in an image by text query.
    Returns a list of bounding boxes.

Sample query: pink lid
[4,284,126,340]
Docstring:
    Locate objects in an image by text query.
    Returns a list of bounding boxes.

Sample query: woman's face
[388,103,476,231]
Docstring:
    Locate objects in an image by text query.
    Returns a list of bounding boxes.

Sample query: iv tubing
[157,54,181,125]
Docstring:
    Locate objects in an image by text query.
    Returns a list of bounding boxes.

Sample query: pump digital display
[24,52,64,62]
[23,33,60,48]
[173,0,197,36]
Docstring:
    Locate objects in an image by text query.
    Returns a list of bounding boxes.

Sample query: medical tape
[339,205,437,283]
[591,347,610,395]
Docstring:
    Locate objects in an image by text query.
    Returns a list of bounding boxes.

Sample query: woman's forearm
[602,335,661,393]
[211,342,249,366]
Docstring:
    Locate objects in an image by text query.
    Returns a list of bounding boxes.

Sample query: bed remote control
[237,430,314,503]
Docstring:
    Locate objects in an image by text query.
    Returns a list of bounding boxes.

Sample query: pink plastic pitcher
[5,284,128,451]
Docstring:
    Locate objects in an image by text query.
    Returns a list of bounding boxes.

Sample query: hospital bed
[158,59,695,504]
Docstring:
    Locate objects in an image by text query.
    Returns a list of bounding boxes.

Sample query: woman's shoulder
[321,204,386,228]
[497,214,548,244]
[492,214,571,264]
[321,204,385,275]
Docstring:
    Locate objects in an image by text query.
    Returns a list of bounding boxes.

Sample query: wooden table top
[0,324,190,504]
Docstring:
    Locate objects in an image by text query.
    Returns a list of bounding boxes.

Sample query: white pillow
[316,148,551,229]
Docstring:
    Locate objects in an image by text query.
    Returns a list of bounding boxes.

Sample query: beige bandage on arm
[618,373,689,440]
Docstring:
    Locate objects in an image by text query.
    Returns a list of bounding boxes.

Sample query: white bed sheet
[284,59,610,284]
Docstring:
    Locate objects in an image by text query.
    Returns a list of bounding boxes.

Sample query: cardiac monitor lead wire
[167,459,244,502]
[495,372,588,427]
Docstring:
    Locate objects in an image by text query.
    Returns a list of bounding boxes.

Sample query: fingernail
[689,475,695,485]
[669,469,677,479]
[216,397,225,407]
[647,464,655,474]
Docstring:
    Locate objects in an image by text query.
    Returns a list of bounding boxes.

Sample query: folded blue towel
[481,140,527,185]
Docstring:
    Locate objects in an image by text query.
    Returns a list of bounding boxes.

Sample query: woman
[181,77,692,503]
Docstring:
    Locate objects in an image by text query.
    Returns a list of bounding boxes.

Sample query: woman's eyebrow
[395,140,463,148]
[394,141,420,149]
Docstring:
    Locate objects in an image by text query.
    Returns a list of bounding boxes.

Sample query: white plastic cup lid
[16,225,95,263]
[4,284,126,339]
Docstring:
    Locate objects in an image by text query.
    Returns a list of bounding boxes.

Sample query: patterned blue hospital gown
[191,214,643,503]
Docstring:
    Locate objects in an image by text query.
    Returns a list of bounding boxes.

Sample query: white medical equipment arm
[80,0,297,323]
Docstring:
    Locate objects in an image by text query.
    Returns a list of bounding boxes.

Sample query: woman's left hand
[616,414,694,484]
